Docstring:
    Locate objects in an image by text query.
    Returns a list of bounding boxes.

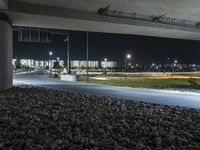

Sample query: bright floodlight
[104,58,107,61]
[174,60,178,64]
[49,51,53,56]
[126,54,131,59]
[57,57,60,61]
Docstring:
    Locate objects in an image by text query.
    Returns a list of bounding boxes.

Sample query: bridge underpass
[1,0,200,89]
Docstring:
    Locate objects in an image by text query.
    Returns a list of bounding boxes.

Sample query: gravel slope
[0,85,200,150]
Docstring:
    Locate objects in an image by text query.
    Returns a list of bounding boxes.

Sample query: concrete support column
[0,13,13,90]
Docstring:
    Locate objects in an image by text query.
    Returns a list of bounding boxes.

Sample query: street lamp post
[152,63,155,72]
[125,54,131,79]
[64,35,70,74]
[86,32,89,83]
[172,59,178,78]
[49,51,53,75]
[57,57,60,69]
[104,58,107,74]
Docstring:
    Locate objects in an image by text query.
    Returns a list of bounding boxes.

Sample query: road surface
[14,74,200,109]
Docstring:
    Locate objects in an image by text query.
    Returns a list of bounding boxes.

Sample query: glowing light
[174,60,178,64]
[49,51,53,56]
[126,54,131,59]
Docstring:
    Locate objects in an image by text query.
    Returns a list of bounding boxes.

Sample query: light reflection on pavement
[14,74,200,109]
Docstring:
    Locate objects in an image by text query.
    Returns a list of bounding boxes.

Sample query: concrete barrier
[61,74,77,81]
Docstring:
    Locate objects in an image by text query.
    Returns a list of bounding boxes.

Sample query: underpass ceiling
[9,0,200,22]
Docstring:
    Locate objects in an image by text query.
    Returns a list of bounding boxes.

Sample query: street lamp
[172,59,178,78]
[125,54,131,78]
[152,63,155,72]
[57,57,60,69]
[49,51,53,75]
[104,58,108,74]
[127,54,131,59]
[49,51,52,57]
[64,35,70,74]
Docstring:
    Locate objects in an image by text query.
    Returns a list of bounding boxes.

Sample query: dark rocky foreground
[0,85,200,150]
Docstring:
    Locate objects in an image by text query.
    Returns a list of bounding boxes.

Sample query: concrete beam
[0,0,7,9]
[3,1,200,40]
[0,12,13,90]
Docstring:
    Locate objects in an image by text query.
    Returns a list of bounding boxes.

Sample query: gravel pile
[0,85,200,150]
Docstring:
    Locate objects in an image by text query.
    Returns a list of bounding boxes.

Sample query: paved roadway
[14,74,200,109]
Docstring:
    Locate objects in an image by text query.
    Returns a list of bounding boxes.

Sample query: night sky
[13,30,200,66]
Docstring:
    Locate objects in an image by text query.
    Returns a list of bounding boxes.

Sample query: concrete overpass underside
[2,0,200,40]
[1,0,200,89]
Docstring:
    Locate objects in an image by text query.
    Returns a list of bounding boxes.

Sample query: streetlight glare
[124,53,132,79]
[57,57,60,61]
[104,58,107,61]
[126,54,131,59]
[49,51,53,56]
